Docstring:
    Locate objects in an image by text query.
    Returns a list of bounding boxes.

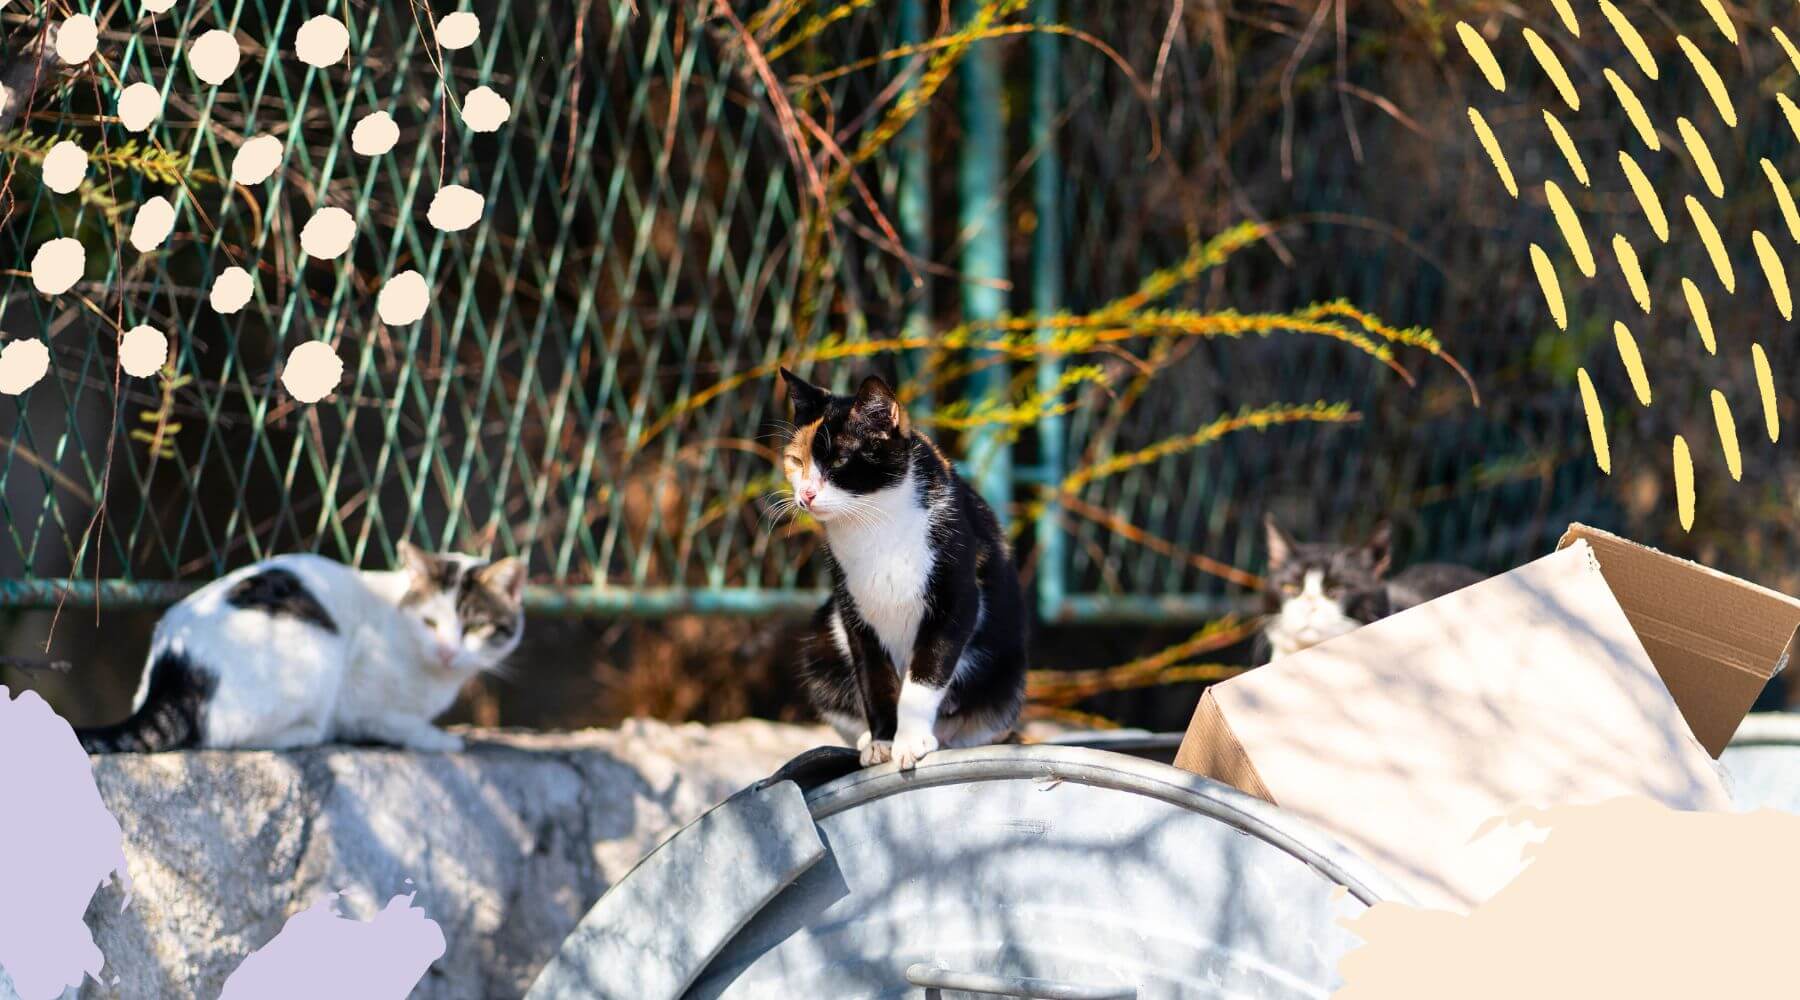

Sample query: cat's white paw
[407,728,465,753]
[859,739,892,767]
[855,730,874,752]
[891,729,938,770]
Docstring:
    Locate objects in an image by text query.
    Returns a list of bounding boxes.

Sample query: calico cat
[75,543,524,753]
[780,370,1027,769]
[1257,515,1485,663]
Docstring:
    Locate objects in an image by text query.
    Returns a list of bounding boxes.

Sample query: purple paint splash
[219,892,446,999]
[0,686,130,1000]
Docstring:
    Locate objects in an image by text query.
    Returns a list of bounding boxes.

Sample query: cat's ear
[1263,514,1295,570]
[780,368,829,426]
[397,540,435,580]
[477,557,528,603]
[1365,520,1393,578]
[850,375,908,436]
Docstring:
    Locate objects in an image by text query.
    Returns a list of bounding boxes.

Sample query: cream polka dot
[427,185,484,232]
[295,14,350,67]
[56,14,98,63]
[119,325,169,378]
[282,341,343,403]
[435,12,480,50]
[42,141,87,194]
[117,82,163,132]
[231,134,283,184]
[142,0,178,13]
[0,339,51,395]
[189,29,240,85]
[300,207,356,259]
[352,111,399,155]
[31,238,85,295]
[129,196,177,252]
[460,86,510,132]
[209,266,254,313]
[377,270,430,325]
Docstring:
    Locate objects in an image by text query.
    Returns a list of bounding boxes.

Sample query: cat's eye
[1280,583,1299,596]
[423,616,442,629]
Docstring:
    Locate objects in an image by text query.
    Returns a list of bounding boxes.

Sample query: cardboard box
[1173,524,1800,911]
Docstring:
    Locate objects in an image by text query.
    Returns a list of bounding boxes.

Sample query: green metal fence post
[955,0,1011,522]
[1031,0,1065,621]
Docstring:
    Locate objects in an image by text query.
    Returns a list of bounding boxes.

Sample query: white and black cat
[780,370,1027,770]
[75,543,524,753]
[1257,515,1485,663]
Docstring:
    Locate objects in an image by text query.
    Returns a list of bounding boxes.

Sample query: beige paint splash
[1778,94,1800,144]
[1576,368,1610,474]
[436,11,482,51]
[0,339,51,395]
[1543,181,1595,277]
[56,14,97,63]
[1541,112,1587,185]
[209,266,253,313]
[129,196,176,252]
[1775,26,1800,75]
[1602,69,1658,150]
[1673,434,1695,530]
[1611,235,1649,313]
[1752,343,1778,442]
[1548,0,1579,35]
[352,111,399,156]
[1761,159,1800,243]
[460,86,511,132]
[31,238,84,295]
[142,0,177,12]
[1698,0,1738,43]
[1674,117,1722,197]
[1682,278,1716,354]
[1528,244,1565,329]
[1466,109,1516,197]
[296,15,350,67]
[42,141,86,194]
[427,185,485,232]
[117,82,162,132]
[231,135,284,184]
[1676,35,1736,126]
[1710,389,1742,481]
[1751,231,1792,320]
[189,29,241,85]
[377,270,430,325]
[1684,196,1734,291]
[1597,0,1656,78]
[1613,321,1651,404]
[1335,798,1800,998]
[1617,153,1667,241]
[1524,29,1579,111]
[281,342,343,403]
[300,207,356,259]
[119,325,168,378]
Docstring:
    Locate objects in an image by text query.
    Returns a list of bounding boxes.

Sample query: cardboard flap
[1557,524,1800,755]
[1174,690,1276,803]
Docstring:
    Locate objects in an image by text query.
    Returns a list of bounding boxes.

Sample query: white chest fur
[824,471,936,674]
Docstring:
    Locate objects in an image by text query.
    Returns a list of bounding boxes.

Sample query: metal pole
[1031,0,1065,619]
[956,0,1011,523]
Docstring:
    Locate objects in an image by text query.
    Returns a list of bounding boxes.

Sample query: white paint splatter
[210,266,254,313]
[351,111,399,156]
[119,325,169,377]
[300,207,356,259]
[377,270,429,325]
[129,196,177,252]
[218,892,445,999]
[460,86,510,132]
[31,238,85,295]
[117,82,163,132]
[189,29,241,85]
[231,134,284,184]
[282,341,344,403]
[435,11,480,50]
[427,185,484,232]
[42,141,87,194]
[0,340,51,394]
[295,15,350,67]
[56,14,98,63]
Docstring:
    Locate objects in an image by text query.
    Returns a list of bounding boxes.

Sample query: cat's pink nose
[798,485,819,506]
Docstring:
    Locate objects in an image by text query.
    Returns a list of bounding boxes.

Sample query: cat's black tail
[75,651,212,753]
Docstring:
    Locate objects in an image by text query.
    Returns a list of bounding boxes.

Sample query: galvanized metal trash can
[527,743,1409,1000]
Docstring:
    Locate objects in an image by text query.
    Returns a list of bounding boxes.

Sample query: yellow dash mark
[1598,0,1657,78]
[1673,435,1695,531]
[1618,153,1668,241]
[1543,111,1589,185]
[1613,235,1650,313]
[1753,342,1779,442]
[1677,35,1737,127]
[1530,244,1567,329]
[1685,195,1735,291]
[1779,94,1800,145]
[1753,230,1793,319]
[1550,0,1581,35]
[1545,181,1596,277]
[1468,108,1518,198]
[1711,390,1742,482]
[1675,118,1723,197]
[1603,69,1659,150]
[1456,22,1507,92]
[1577,368,1611,474]
[1683,278,1716,354]
[1525,28,1580,111]
[1698,0,1737,44]
[1774,26,1800,76]
[1762,159,1800,243]
[1614,321,1653,405]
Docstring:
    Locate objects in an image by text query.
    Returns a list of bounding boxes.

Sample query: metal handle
[905,963,1136,999]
